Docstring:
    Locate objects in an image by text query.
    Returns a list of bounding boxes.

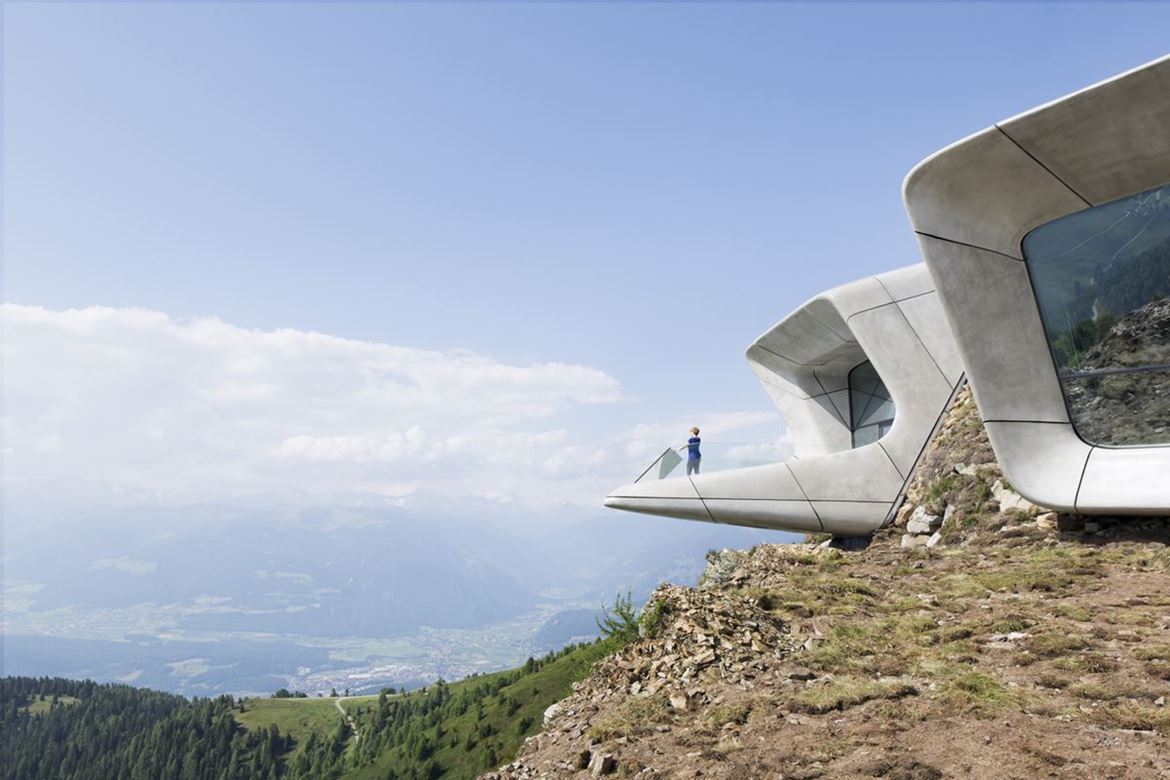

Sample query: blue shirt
[687,437,701,460]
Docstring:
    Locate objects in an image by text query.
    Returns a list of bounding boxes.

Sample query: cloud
[89,556,158,575]
[616,411,785,461]
[2,304,624,503]
[2,304,789,508]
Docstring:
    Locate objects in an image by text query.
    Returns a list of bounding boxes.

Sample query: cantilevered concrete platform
[606,264,963,536]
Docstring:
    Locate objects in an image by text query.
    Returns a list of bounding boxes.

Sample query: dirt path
[334,697,360,743]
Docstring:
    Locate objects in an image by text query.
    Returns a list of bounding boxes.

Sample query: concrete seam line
[893,289,937,305]
[754,371,830,403]
[994,124,1094,208]
[753,342,802,365]
[688,476,719,525]
[915,230,1024,262]
[696,497,893,504]
[890,296,953,389]
[785,462,823,533]
[1074,446,1095,513]
[883,376,968,528]
[803,307,854,344]
[877,440,906,481]
[608,495,710,501]
[813,370,848,425]
[872,274,952,388]
[844,299,898,323]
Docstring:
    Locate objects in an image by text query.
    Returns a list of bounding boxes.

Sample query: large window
[1023,182,1170,446]
[849,360,895,448]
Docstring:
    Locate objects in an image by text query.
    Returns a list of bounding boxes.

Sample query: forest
[2,636,630,779]
[2,596,638,780]
[1,677,285,780]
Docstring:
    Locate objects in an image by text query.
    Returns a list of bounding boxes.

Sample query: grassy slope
[236,697,350,758]
[485,388,1170,778]
[233,640,614,778]
[343,640,614,779]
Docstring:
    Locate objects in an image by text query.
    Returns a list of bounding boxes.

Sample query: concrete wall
[905,54,1170,514]
[605,264,964,536]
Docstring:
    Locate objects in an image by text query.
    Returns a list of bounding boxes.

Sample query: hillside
[229,639,620,779]
[483,388,1170,778]
[12,387,1170,779]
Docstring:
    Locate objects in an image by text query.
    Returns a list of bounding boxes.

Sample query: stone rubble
[992,479,1037,514]
[480,583,796,779]
[906,506,942,535]
[700,545,823,591]
[478,383,1170,779]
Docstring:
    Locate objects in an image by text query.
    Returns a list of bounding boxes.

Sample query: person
[682,427,701,475]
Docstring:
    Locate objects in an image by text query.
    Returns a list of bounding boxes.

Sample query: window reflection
[1023,182,1170,446]
[849,361,894,448]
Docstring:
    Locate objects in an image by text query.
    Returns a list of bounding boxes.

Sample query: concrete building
[608,54,1170,534]
[905,54,1170,514]
[604,264,964,536]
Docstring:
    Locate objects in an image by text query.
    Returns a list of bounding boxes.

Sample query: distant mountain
[11,508,537,637]
[532,609,603,651]
[2,494,795,694]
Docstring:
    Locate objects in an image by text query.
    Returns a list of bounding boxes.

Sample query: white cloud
[2,304,789,507]
[616,411,785,461]
[89,556,158,575]
[2,304,624,503]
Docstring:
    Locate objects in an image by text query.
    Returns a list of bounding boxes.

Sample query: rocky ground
[482,389,1170,779]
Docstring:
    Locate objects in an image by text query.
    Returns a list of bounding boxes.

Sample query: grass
[587,693,671,741]
[1135,645,1170,662]
[218,431,1170,777]
[1052,652,1120,674]
[702,703,751,730]
[236,697,348,758]
[1069,680,1142,701]
[988,616,1033,634]
[1035,671,1073,690]
[789,677,917,714]
[1021,633,1088,658]
[233,639,619,779]
[1053,604,1093,622]
[641,598,669,639]
[922,474,959,514]
[20,695,79,716]
[1090,701,1170,733]
[343,639,615,780]
[802,612,945,677]
[938,671,1022,710]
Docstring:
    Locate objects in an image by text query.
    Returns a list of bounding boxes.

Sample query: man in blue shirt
[684,427,701,475]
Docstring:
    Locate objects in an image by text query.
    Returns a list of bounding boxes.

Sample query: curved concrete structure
[605,264,964,536]
[905,54,1170,514]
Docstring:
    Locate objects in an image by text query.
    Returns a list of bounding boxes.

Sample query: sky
[5,3,1170,510]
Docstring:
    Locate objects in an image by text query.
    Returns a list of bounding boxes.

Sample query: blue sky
[5,3,1170,507]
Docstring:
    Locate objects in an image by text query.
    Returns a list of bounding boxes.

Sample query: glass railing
[632,441,794,482]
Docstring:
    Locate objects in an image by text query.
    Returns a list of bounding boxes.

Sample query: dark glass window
[849,360,895,448]
[1023,182,1170,446]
